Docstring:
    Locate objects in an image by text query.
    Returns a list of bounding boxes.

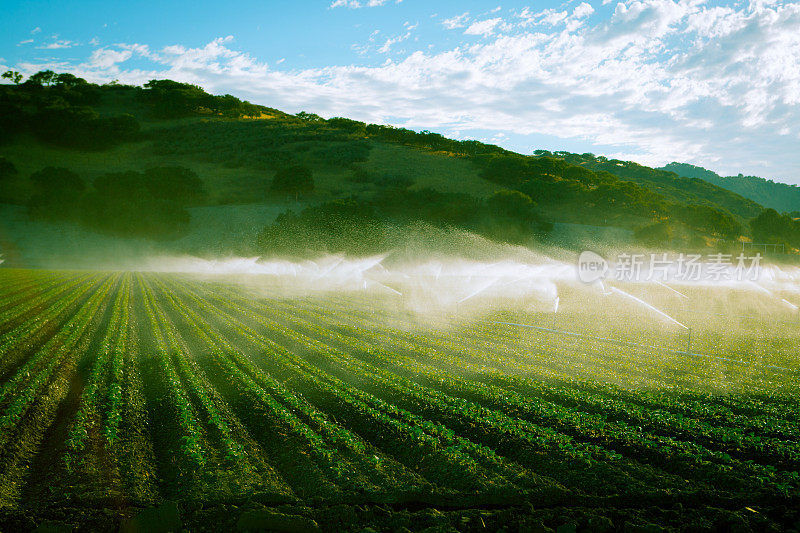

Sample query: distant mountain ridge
[659,162,800,214]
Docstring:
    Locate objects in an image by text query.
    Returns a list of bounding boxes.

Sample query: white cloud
[375,20,419,53]
[574,2,595,18]
[442,12,470,29]
[36,39,77,49]
[88,48,133,69]
[31,27,41,34]
[17,39,33,46]
[330,0,399,8]
[464,18,503,36]
[378,31,411,53]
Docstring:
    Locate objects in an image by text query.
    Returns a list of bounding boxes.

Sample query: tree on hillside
[327,117,367,135]
[139,79,261,118]
[679,204,741,239]
[27,167,85,221]
[140,79,211,117]
[634,221,674,246]
[144,166,206,204]
[31,105,139,149]
[486,190,536,220]
[750,208,800,247]
[270,165,314,198]
[480,156,531,186]
[53,73,85,88]
[1,70,23,84]
[296,111,324,122]
[256,198,388,256]
[483,189,552,242]
[29,166,85,194]
[26,70,57,87]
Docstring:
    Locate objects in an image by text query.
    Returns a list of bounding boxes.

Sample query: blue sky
[3,0,800,183]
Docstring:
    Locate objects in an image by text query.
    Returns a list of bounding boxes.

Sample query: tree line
[256,187,551,257]
[0,70,139,149]
[23,165,204,240]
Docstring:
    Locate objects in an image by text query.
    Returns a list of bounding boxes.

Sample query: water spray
[746,280,773,296]
[608,286,692,352]
[609,286,689,330]
[747,280,800,313]
[654,280,689,299]
[457,277,499,304]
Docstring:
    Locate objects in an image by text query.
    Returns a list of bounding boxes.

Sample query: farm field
[0,269,798,532]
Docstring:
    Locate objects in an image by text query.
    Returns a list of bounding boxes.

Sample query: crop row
[0,274,118,453]
[184,279,799,499]
[148,275,421,496]
[0,271,77,311]
[0,273,95,349]
[163,277,572,497]
[63,273,133,471]
[283,291,800,428]
[138,276,208,471]
[279,299,800,496]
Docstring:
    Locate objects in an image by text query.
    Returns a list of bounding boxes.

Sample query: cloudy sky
[2,0,800,183]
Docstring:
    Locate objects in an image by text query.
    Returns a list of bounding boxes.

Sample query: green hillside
[1,70,790,258]
[660,162,800,215]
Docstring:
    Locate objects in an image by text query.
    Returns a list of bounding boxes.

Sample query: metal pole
[686,327,692,353]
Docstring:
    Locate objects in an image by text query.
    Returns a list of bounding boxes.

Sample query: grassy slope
[0,89,507,264]
[0,84,497,207]
[0,139,499,206]
[360,142,496,198]
[0,136,276,205]
[0,86,774,259]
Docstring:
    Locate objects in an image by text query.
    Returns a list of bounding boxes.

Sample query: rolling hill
[0,71,788,263]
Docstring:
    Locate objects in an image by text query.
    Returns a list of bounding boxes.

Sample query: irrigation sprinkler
[375,281,402,296]
[597,280,613,295]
